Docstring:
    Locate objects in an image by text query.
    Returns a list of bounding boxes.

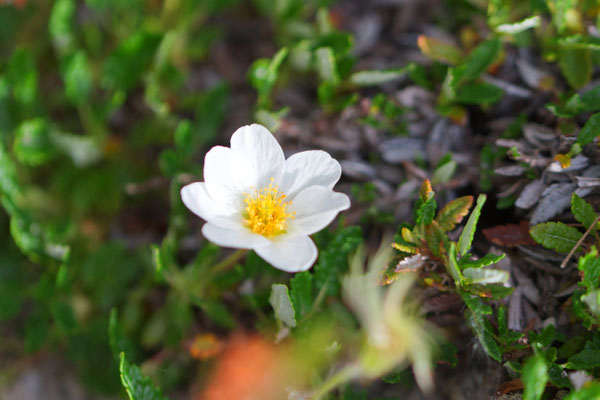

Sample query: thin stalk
[212,249,247,274]
[312,364,361,400]
[561,214,600,268]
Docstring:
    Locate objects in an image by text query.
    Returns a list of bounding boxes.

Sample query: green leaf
[416,197,437,226]
[13,118,58,166]
[530,324,556,349]
[435,195,473,231]
[349,68,406,86]
[269,284,297,328]
[463,268,509,284]
[564,383,600,400]
[49,0,76,55]
[119,353,168,400]
[455,82,503,104]
[578,247,600,292]
[102,31,162,92]
[249,47,288,106]
[446,241,462,285]
[7,48,39,107]
[571,193,599,231]
[315,46,340,85]
[522,354,548,400]
[314,226,363,296]
[577,113,600,146]
[558,47,591,89]
[463,38,501,81]
[63,51,93,105]
[424,221,447,258]
[530,222,583,253]
[566,336,600,370]
[109,309,135,360]
[51,300,77,334]
[458,194,486,257]
[0,142,21,198]
[467,309,502,362]
[290,271,313,319]
[194,298,236,329]
[458,253,505,269]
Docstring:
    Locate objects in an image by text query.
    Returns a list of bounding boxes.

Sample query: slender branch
[312,364,361,400]
[561,214,600,268]
[212,249,248,274]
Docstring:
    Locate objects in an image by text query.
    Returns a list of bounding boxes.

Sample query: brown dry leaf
[495,378,523,395]
[482,221,536,247]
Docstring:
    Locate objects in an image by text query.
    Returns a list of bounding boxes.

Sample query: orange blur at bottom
[194,334,291,400]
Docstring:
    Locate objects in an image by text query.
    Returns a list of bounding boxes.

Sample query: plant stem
[560,214,600,268]
[212,249,247,274]
[312,364,361,400]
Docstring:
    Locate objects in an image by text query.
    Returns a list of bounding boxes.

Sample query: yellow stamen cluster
[244,180,294,238]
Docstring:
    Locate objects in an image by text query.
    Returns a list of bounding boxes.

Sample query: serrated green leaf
[455,82,503,104]
[530,222,583,253]
[315,46,340,85]
[571,193,599,230]
[119,353,168,400]
[416,197,437,226]
[577,113,600,146]
[468,309,501,362]
[578,247,600,292]
[458,194,486,257]
[558,47,591,89]
[522,354,548,400]
[566,338,600,370]
[290,271,312,319]
[435,196,473,232]
[424,221,446,259]
[463,268,509,284]
[349,68,406,86]
[269,284,296,328]
[458,253,505,269]
[463,38,501,81]
[530,324,556,349]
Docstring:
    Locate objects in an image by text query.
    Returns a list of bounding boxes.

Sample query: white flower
[181,124,350,272]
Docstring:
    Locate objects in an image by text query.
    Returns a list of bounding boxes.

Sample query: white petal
[203,146,255,212]
[282,150,342,198]
[202,223,270,249]
[230,124,285,188]
[255,235,318,272]
[180,182,239,228]
[288,186,350,235]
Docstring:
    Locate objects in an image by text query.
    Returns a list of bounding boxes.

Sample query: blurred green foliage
[2,0,600,399]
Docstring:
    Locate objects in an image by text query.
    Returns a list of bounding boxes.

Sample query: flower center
[243,180,294,238]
